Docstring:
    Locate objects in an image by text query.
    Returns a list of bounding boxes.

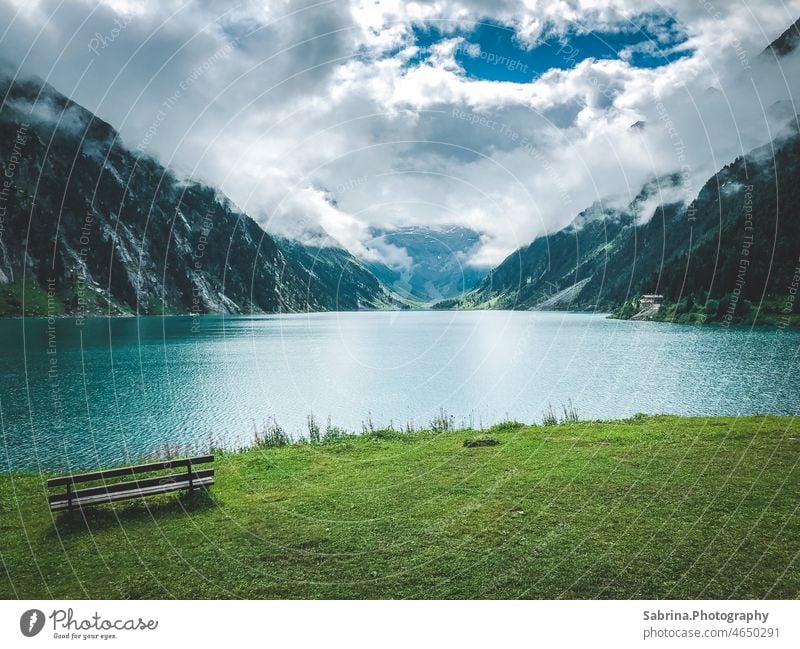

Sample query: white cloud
[1,0,800,267]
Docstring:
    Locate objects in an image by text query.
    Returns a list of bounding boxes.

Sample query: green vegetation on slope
[610,294,800,328]
[2,416,798,599]
[0,278,63,317]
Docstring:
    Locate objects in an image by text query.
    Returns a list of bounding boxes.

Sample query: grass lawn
[1,415,799,599]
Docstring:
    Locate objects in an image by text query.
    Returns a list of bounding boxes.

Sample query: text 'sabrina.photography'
[0,0,799,647]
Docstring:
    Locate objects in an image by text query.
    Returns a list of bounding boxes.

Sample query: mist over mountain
[438,122,800,322]
[2,9,800,326]
[0,73,399,316]
[364,226,488,301]
[276,237,412,311]
[5,2,797,271]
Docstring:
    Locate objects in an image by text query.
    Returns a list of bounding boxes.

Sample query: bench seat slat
[46,454,214,487]
[47,469,215,504]
[49,476,214,510]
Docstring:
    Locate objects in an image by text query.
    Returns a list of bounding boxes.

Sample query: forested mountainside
[440,122,800,326]
[435,174,686,311]
[0,73,398,317]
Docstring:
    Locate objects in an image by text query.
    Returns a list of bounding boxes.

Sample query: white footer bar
[2,600,798,648]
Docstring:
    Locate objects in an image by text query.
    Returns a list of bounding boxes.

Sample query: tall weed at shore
[323,416,349,441]
[430,408,455,433]
[253,418,291,449]
[362,412,376,435]
[561,399,579,423]
[542,400,580,426]
[307,414,321,444]
[542,403,558,426]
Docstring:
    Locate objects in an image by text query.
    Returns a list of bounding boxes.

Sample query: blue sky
[410,14,692,83]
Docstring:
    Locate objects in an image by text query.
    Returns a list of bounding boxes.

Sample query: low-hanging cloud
[1,0,799,268]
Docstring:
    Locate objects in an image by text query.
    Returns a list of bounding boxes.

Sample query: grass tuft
[430,408,455,433]
[252,418,291,449]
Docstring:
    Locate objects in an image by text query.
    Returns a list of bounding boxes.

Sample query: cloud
[1,0,800,267]
[362,236,414,271]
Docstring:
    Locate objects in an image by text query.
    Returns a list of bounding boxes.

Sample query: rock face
[443,122,800,317]
[0,72,397,316]
[276,238,409,311]
[760,17,800,58]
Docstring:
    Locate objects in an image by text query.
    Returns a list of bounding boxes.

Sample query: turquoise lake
[1,311,798,471]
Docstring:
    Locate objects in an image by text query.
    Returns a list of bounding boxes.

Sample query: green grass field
[1,415,799,599]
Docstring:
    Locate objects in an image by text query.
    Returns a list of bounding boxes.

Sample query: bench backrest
[46,455,214,488]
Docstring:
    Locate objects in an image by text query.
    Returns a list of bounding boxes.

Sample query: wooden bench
[47,455,214,512]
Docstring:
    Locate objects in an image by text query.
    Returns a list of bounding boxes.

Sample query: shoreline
[5,412,797,476]
[0,307,610,321]
[3,308,797,331]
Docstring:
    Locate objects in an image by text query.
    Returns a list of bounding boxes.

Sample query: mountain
[276,238,412,310]
[437,175,683,310]
[364,226,488,301]
[0,72,397,316]
[760,17,800,58]
[440,121,800,326]
[624,121,800,325]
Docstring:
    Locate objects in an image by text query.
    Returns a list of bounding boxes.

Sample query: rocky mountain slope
[0,72,400,317]
[440,123,800,324]
[276,238,412,310]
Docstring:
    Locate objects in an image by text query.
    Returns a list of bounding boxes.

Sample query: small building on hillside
[640,294,664,306]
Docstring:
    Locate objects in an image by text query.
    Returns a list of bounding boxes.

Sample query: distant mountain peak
[363,225,488,301]
[760,16,800,58]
